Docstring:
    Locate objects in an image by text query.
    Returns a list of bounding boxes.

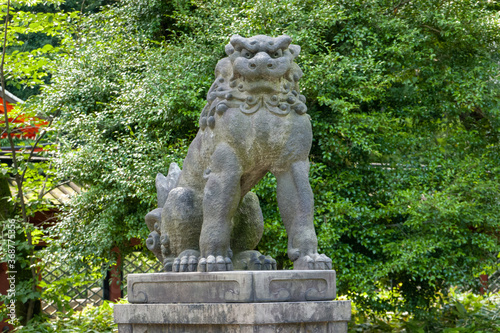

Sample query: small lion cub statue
[145,34,332,272]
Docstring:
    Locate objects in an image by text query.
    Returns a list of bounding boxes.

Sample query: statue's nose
[248,52,274,72]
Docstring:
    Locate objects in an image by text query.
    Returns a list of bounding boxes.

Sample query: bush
[349,289,500,332]
[13,300,124,333]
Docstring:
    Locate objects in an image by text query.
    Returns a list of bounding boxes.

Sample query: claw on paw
[233,250,277,270]
[168,250,201,273]
[197,255,233,272]
[293,253,332,270]
[197,257,207,272]
[188,256,198,272]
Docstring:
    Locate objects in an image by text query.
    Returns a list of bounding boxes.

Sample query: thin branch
[38,160,53,200]
[385,220,434,228]
[39,179,71,200]
[75,0,86,46]
[0,114,20,137]
[80,0,86,14]
[393,0,411,12]
[0,0,37,322]
[384,0,412,15]
[37,124,61,201]
[421,24,441,34]
[19,108,60,186]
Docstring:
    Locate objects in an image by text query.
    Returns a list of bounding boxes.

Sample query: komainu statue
[145,34,332,272]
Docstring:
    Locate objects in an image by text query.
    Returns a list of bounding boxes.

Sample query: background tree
[5,0,114,100]
[0,0,76,324]
[25,0,500,315]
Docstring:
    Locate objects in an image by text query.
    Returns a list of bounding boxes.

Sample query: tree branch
[385,0,412,15]
[1,0,37,322]
[421,24,441,34]
[393,0,411,12]
[0,114,20,137]
[39,179,72,200]
[19,107,60,186]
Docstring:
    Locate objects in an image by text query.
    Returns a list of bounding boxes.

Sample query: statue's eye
[271,49,282,58]
[241,49,254,59]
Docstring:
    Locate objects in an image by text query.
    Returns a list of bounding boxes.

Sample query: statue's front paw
[172,255,199,272]
[197,255,233,272]
[167,249,200,272]
[233,250,277,270]
[248,255,276,270]
[293,253,332,270]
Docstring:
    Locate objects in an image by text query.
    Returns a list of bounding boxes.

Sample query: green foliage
[3,0,114,99]
[0,0,75,324]
[1,0,78,90]
[349,289,500,332]
[38,258,104,313]
[0,220,43,325]
[0,146,61,324]
[14,300,122,333]
[33,0,213,268]
[0,105,57,323]
[29,0,500,314]
[0,114,60,325]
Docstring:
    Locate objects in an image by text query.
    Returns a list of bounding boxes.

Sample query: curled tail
[145,162,181,263]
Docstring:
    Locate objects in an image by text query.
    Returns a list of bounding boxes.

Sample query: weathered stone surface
[144,34,332,272]
[118,322,347,333]
[127,270,336,303]
[127,272,253,303]
[115,301,351,331]
[118,321,348,333]
[156,163,181,208]
[252,270,335,302]
[117,34,351,333]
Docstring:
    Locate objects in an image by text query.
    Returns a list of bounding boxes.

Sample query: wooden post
[479,274,488,295]
[103,239,142,302]
[103,247,123,302]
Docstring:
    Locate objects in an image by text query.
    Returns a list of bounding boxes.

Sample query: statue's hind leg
[231,192,277,270]
[231,192,263,252]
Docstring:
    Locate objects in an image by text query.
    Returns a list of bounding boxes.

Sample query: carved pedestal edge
[127,270,336,303]
[115,301,351,333]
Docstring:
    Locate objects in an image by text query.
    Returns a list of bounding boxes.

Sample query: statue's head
[225,35,301,81]
[199,34,307,129]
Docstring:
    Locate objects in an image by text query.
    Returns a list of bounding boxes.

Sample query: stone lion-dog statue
[145,34,332,272]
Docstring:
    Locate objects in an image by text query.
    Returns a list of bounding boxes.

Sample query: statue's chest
[220,107,291,140]
[212,107,311,159]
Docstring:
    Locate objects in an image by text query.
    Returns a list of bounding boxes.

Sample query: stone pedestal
[114,270,351,333]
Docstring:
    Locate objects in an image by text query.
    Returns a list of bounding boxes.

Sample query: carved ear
[274,35,292,50]
[230,34,246,51]
[225,43,234,56]
[289,44,301,58]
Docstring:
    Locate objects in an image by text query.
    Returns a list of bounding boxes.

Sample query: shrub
[13,300,124,333]
[349,289,500,332]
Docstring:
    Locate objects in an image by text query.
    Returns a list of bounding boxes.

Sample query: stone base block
[127,270,336,303]
[114,301,351,333]
[115,271,350,332]
[117,322,348,333]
